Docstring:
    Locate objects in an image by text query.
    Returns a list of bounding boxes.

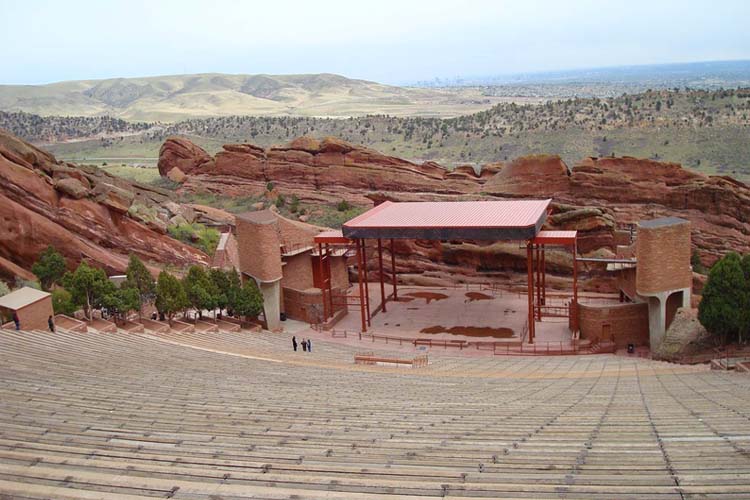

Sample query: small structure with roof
[0,287,53,331]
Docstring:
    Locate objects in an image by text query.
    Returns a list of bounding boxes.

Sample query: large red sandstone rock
[159,136,750,289]
[157,136,214,176]
[0,130,209,280]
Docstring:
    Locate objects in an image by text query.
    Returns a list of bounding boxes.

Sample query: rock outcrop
[0,129,212,282]
[159,135,750,289]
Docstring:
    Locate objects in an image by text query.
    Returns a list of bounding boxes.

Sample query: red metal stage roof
[342,200,551,241]
[532,230,577,246]
[313,230,350,245]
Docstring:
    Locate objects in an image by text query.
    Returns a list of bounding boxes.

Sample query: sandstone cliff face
[0,129,210,281]
[159,135,750,289]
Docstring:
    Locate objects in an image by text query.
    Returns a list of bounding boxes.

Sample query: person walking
[48,315,55,333]
[292,336,298,352]
[302,339,307,352]
[307,338,312,353]
[12,311,20,331]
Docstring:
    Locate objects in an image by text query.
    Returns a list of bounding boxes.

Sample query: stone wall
[636,219,692,295]
[282,253,314,290]
[236,211,282,282]
[16,297,54,332]
[283,286,347,324]
[578,302,650,349]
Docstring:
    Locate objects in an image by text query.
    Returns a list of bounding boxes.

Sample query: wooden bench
[354,353,428,368]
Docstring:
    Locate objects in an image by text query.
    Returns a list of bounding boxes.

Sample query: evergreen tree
[234,280,263,325]
[124,254,155,317]
[698,252,746,345]
[101,287,141,325]
[155,271,188,326]
[209,268,231,318]
[31,245,67,291]
[61,262,114,320]
[51,289,76,316]
[225,269,242,316]
[0,281,9,298]
[183,265,218,321]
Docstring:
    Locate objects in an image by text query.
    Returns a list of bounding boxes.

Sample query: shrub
[51,289,77,316]
[698,252,748,345]
[168,223,221,256]
[32,245,67,290]
[336,199,352,212]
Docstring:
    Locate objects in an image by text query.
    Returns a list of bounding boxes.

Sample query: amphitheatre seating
[0,326,748,499]
[354,352,429,368]
[139,317,169,333]
[87,317,117,333]
[53,314,87,333]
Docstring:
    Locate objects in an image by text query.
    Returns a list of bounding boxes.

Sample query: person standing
[302,339,307,352]
[292,336,298,352]
[48,315,55,333]
[12,311,20,331]
[307,338,312,353]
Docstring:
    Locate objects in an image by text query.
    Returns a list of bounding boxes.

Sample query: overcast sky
[1,0,749,85]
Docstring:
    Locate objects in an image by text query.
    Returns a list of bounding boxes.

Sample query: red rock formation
[0,129,209,282]
[159,136,750,288]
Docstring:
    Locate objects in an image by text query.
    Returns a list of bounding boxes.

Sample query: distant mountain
[0,73,500,122]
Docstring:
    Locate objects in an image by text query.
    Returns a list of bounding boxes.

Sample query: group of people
[291,336,312,352]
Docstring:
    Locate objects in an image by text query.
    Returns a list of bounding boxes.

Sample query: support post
[325,243,333,316]
[535,244,542,321]
[572,240,579,333]
[526,241,535,344]
[356,239,367,332]
[377,239,386,313]
[362,239,371,326]
[541,245,546,306]
[390,238,398,300]
[318,243,328,322]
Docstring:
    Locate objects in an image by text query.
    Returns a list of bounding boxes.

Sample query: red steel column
[362,239,371,326]
[572,240,579,332]
[318,243,328,321]
[325,243,333,316]
[535,244,541,320]
[543,246,548,305]
[356,239,367,332]
[526,241,535,344]
[390,238,398,300]
[377,239,386,313]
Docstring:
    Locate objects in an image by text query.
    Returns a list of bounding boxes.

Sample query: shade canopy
[342,200,551,241]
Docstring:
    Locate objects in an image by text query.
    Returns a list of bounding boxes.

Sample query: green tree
[101,287,141,325]
[61,262,113,320]
[0,281,10,298]
[234,280,263,325]
[698,253,747,345]
[31,245,67,291]
[124,254,155,317]
[155,271,188,326]
[51,289,76,316]
[225,269,242,315]
[209,268,231,318]
[182,265,218,321]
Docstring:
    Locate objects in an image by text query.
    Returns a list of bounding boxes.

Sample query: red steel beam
[390,238,398,300]
[317,243,328,322]
[377,238,386,313]
[356,239,367,332]
[526,241,535,344]
[362,239,371,327]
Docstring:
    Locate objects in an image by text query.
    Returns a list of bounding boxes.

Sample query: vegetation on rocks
[31,246,67,291]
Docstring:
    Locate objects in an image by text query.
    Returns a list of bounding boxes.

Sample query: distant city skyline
[2,0,749,85]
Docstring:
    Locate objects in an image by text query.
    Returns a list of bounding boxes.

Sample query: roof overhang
[532,230,577,246]
[342,200,551,241]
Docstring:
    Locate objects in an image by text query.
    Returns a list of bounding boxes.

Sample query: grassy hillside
[0,73,503,121]
[4,87,749,181]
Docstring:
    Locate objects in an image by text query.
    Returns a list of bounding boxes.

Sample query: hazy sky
[1,0,749,85]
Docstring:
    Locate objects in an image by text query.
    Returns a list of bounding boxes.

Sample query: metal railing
[313,324,615,356]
